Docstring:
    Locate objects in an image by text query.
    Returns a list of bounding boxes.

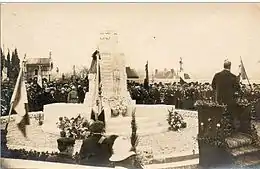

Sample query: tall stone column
[84,30,135,117]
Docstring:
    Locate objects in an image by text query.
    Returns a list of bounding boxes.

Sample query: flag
[37,66,42,88]
[10,68,30,137]
[179,72,190,84]
[91,108,105,127]
[239,57,248,80]
[145,61,149,81]
[180,76,186,85]
[89,50,99,74]
[91,50,103,121]
[98,62,101,89]
[144,61,149,90]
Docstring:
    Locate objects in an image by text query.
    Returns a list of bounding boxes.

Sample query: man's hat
[109,136,136,162]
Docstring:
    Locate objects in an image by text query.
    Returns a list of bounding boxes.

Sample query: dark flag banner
[91,108,105,127]
[89,50,99,74]
[179,72,187,85]
[239,57,248,80]
[145,61,149,81]
[90,50,106,126]
[180,76,186,85]
[144,61,149,90]
[10,68,30,137]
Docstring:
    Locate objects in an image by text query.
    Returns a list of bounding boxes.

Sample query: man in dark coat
[67,85,78,103]
[46,137,76,164]
[79,121,117,167]
[58,87,68,103]
[212,60,241,130]
[212,60,240,106]
[77,85,85,103]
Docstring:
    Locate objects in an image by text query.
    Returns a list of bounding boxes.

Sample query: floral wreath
[109,96,128,117]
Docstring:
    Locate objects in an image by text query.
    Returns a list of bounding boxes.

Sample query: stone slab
[145,158,199,169]
[1,158,120,169]
[152,152,199,164]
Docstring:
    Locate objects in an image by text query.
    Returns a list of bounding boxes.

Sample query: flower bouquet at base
[56,114,91,139]
[167,109,187,131]
[109,96,128,117]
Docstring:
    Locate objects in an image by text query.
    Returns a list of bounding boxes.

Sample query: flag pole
[94,51,99,121]
[5,55,26,131]
[98,52,103,115]
[240,56,253,91]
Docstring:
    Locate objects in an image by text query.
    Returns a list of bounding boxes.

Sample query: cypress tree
[11,51,15,79]
[130,108,143,168]
[1,48,5,77]
[6,49,11,78]
[11,48,20,80]
[131,108,138,152]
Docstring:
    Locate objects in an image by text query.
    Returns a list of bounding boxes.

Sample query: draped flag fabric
[239,57,248,81]
[37,66,42,88]
[89,50,99,74]
[144,61,149,90]
[179,72,187,85]
[10,68,30,137]
[91,108,105,127]
[145,61,149,81]
[90,50,105,124]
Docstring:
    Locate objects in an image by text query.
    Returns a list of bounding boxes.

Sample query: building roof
[26,58,51,65]
[126,67,139,79]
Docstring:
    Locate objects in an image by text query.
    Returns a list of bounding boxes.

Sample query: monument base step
[229,145,260,157]
[39,103,176,136]
[235,152,260,167]
[225,133,253,149]
[106,126,168,136]
[152,152,199,164]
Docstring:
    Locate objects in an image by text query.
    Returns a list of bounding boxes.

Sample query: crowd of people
[1,76,89,115]
[26,77,89,112]
[128,81,260,110]
[1,75,260,116]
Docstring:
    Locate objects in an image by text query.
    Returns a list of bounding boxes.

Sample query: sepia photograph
[1,2,260,169]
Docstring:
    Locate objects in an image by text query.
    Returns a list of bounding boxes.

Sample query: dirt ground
[2,115,198,165]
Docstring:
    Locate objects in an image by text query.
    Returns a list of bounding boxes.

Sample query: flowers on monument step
[167,109,187,131]
[194,100,226,109]
[110,96,128,117]
[56,115,91,139]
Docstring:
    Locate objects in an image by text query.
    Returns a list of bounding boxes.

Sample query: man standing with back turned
[212,59,240,113]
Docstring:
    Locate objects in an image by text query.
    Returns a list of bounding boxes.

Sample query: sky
[1,3,260,79]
